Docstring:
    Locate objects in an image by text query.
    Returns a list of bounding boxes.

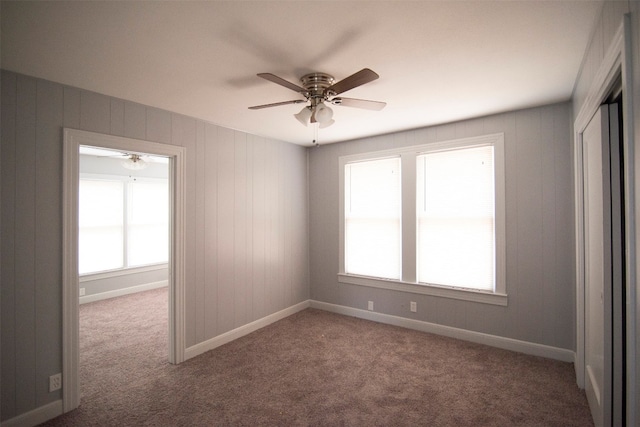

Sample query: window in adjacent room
[79,176,169,275]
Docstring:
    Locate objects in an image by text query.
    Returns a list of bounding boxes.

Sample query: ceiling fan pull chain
[313,123,319,147]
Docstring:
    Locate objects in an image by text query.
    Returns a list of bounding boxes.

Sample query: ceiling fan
[249,68,386,128]
[79,146,159,170]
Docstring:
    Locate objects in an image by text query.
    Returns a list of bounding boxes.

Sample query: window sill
[337,273,508,306]
[80,263,168,282]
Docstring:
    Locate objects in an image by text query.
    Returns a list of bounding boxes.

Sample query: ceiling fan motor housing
[300,73,335,101]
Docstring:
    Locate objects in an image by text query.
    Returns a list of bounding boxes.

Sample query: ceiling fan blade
[325,68,379,95]
[248,100,306,110]
[257,73,308,94]
[331,97,386,111]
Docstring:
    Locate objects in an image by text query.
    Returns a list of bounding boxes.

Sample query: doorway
[62,129,187,413]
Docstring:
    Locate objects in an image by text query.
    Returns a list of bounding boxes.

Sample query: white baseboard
[184,300,311,361]
[1,400,63,427]
[79,280,168,304]
[310,300,575,362]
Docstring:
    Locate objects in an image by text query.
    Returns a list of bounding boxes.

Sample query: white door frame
[62,128,186,412]
[573,15,636,425]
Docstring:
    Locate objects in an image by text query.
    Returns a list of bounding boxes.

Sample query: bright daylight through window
[79,177,169,275]
[339,134,506,305]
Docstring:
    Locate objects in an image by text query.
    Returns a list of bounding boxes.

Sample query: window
[79,175,169,275]
[79,179,124,273]
[339,133,506,305]
[345,157,401,280]
[417,145,495,291]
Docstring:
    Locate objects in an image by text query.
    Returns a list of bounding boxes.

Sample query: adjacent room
[1,1,639,426]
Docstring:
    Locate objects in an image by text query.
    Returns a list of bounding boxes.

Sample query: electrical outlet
[49,373,62,392]
[79,288,86,296]
[367,301,374,311]
[410,301,417,312]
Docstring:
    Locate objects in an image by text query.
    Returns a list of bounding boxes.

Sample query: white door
[582,105,613,427]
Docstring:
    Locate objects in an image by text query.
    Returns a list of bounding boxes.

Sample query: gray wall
[570,0,640,419]
[309,102,575,350]
[79,266,168,300]
[0,70,309,421]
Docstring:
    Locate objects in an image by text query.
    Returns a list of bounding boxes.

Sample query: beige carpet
[41,288,593,426]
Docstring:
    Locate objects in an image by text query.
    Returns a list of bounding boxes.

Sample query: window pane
[417,145,495,290]
[127,180,169,267]
[79,180,124,274]
[345,157,401,279]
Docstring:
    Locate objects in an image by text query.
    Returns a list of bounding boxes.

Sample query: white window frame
[338,133,507,306]
[79,172,169,276]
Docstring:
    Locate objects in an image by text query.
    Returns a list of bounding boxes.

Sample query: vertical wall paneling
[514,108,544,344]
[194,121,206,345]
[123,101,146,141]
[245,135,255,322]
[145,108,171,144]
[553,104,574,348]
[62,87,80,129]
[540,106,560,348]
[252,137,266,320]
[276,141,286,310]
[110,99,125,137]
[308,103,574,349]
[203,123,219,340]
[1,70,18,419]
[1,71,310,422]
[274,141,284,309]
[233,131,248,328]
[216,127,235,334]
[15,74,37,415]
[79,91,110,134]
[435,122,456,142]
[263,140,275,315]
[34,80,64,406]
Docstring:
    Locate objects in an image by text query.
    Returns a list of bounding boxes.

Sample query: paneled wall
[309,103,575,350]
[0,70,309,421]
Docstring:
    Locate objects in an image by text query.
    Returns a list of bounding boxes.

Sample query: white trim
[572,16,636,424]
[620,15,637,426]
[338,273,507,306]
[338,133,506,303]
[62,136,80,413]
[0,400,63,427]
[184,301,311,360]
[62,128,187,414]
[310,300,574,362]
[573,21,624,389]
[79,280,168,304]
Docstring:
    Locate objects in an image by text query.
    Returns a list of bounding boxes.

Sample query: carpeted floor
[41,288,593,426]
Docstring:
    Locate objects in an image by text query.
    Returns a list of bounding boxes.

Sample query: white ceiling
[1,1,603,146]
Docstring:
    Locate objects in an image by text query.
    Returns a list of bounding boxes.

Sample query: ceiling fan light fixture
[319,119,335,129]
[294,106,312,126]
[122,154,148,171]
[313,103,333,124]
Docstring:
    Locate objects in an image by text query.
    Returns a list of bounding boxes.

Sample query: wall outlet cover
[49,373,62,392]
